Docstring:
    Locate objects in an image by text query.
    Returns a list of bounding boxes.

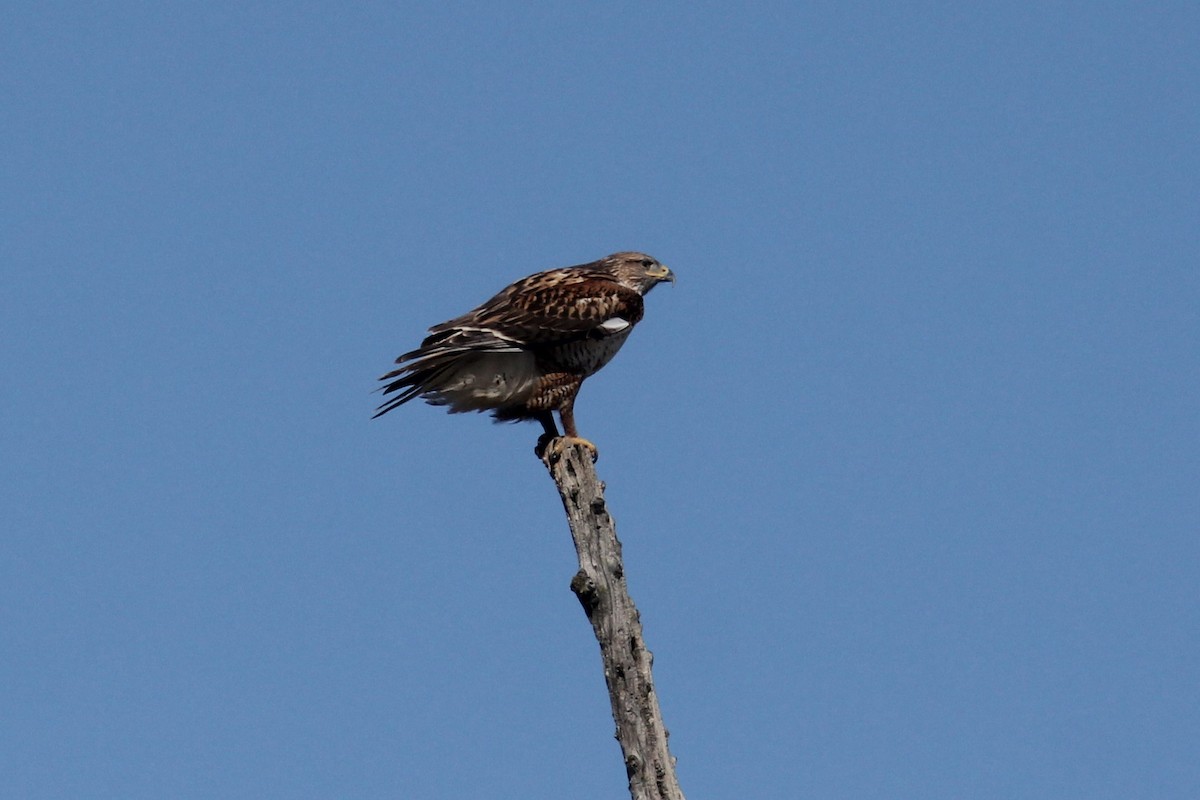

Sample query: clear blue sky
[3,3,1197,798]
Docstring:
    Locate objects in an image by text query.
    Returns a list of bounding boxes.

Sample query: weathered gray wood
[541,442,686,800]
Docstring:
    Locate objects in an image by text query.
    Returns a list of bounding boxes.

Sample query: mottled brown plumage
[374,252,674,455]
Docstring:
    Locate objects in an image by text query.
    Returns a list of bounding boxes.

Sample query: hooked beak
[648,264,675,286]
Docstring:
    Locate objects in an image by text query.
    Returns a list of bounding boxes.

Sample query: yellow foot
[538,435,599,462]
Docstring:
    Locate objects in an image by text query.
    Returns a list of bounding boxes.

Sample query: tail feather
[374,327,538,418]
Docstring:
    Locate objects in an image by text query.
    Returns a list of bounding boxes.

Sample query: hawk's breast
[546,328,632,376]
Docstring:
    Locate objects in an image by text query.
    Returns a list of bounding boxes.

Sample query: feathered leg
[550,389,598,461]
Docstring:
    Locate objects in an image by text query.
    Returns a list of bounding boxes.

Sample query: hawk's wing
[427,268,645,347]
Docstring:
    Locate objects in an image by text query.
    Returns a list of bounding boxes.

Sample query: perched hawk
[374,252,674,457]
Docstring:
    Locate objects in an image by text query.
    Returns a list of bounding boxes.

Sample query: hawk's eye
[640,258,654,268]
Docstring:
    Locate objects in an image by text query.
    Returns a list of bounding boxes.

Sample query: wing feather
[433,269,644,346]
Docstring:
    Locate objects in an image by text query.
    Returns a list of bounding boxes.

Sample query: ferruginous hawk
[374,252,674,458]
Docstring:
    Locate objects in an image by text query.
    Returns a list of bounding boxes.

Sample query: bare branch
[541,442,685,800]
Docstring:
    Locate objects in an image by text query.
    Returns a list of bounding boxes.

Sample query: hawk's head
[603,252,675,295]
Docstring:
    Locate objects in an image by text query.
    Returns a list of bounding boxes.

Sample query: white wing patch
[598,316,631,334]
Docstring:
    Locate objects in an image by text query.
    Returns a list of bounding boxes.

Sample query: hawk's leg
[533,411,560,459]
[552,392,598,461]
